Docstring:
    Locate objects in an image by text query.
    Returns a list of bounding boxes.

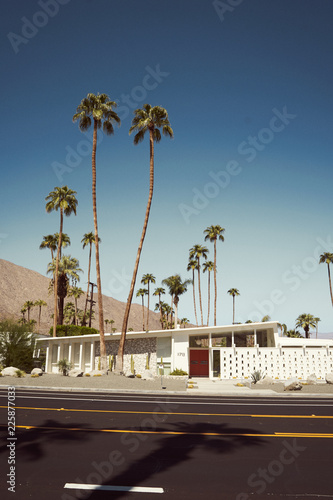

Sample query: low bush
[170,368,188,376]
[49,325,99,337]
[0,320,35,372]
[251,369,265,384]
[15,369,26,378]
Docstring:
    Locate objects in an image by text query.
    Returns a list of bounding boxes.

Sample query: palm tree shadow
[0,419,92,461]
[84,420,266,499]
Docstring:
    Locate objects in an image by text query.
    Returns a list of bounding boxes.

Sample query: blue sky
[1,0,333,334]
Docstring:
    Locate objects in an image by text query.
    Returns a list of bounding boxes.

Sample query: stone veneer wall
[95,337,157,375]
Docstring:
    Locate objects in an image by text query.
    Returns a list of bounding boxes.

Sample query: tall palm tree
[67,286,85,326]
[187,259,199,326]
[39,234,57,261]
[295,313,318,339]
[189,244,209,326]
[153,287,165,329]
[227,288,240,324]
[47,255,82,327]
[162,275,192,329]
[136,288,148,331]
[180,318,190,328]
[319,252,333,307]
[45,186,78,337]
[203,260,214,326]
[81,232,101,326]
[141,273,156,330]
[314,316,321,339]
[34,299,47,332]
[73,93,120,370]
[204,225,225,326]
[23,301,34,322]
[118,104,173,372]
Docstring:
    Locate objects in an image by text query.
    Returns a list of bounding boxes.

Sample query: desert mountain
[0,259,162,334]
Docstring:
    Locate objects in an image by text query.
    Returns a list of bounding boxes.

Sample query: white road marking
[64,483,164,493]
[4,394,333,408]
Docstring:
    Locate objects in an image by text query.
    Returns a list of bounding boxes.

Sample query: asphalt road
[1,387,333,500]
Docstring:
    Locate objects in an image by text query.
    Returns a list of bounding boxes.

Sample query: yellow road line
[11,424,333,438]
[1,405,333,419]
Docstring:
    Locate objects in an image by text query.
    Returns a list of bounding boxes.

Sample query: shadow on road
[0,418,93,461]
[80,420,266,499]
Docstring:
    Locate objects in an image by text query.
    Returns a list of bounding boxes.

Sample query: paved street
[1,387,333,499]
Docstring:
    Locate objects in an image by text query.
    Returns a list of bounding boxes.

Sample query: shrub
[170,368,188,376]
[49,325,99,337]
[15,369,26,378]
[85,373,90,377]
[31,373,40,378]
[56,358,73,376]
[136,374,142,378]
[0,320,35,372]
[251,369,265,384]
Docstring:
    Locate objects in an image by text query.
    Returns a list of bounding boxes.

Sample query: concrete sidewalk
[187,378,277,396]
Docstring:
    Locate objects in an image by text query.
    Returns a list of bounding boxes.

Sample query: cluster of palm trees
[281,313,321,339]
[42,93,173,372]
[20,299,47,332]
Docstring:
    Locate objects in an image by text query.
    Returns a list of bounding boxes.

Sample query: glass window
[211,333,232,347]
[213,350,220,377]
[189,335,209,348]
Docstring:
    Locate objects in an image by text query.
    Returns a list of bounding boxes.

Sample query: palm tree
[204,225,225,326]
[141,274,156,331]
[180,318,190,328]
[295,313,318,339]
[47,255,82,327]
[34,299,47,332]
[203,260,214,326]
[23,301,34,322]
[81,232,101,326]
[153,287,165,329]
[162,275,192,329]
[314,316,321,339]
[261,315,271,322]
[73,92,120,370]
[136,288,148,331]
[187,259,199,326]
[45,186,78,337]
[118,104,173,372]
[189,244,209,326]
[227,288,240,324]
[287,329,303,338]
[39,234,58,261]
[20,307,27,323]
[67,286,84,326]
[319,252,333,307]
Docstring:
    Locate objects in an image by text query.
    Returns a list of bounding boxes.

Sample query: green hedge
[49,325,99,337]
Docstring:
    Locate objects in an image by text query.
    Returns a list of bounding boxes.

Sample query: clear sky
[1,0,333,334]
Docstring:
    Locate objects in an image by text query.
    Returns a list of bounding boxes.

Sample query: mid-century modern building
[37,321,333,380]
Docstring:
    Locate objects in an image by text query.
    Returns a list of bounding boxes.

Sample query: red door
[190,349,209,377]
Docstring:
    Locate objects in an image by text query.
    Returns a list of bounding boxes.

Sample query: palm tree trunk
[192,270,198,326]
[327,264,333,307]
[146,282,150,331]
[206,271,211,326]
[233,295,235,324]
[53,209,63,337]
[117,129,154,372]
[213,239,217,326]
[197,259,203,326]
[174,297,179,329]
[83,243,92,326]
[158,294,163,329]
[38,307,41,333]
[92,120,106,369]
[141,296,145,331]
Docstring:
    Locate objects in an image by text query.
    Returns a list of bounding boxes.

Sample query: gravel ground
[0,373,187,392]
[251,382,333,394]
